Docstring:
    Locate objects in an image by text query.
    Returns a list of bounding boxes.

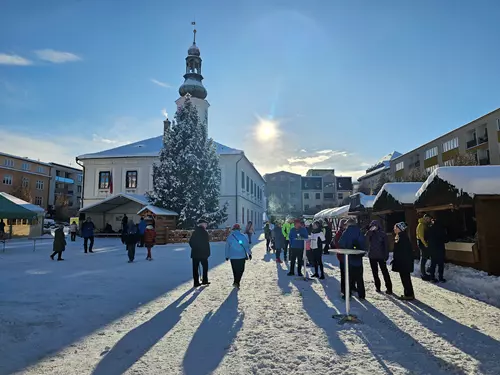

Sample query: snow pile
[374,182,423,206]
[417,166,500,199]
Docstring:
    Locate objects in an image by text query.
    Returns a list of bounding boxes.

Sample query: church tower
[176,24,210,127]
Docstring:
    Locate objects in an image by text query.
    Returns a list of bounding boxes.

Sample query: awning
[313,205,350,220]
[80,193,150,214]
[0,192,45,219]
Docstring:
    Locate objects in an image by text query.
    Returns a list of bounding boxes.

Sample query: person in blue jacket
[81,217,95,254]
[339,218,366,299]
[137,217,147,247]
[287,219,309,277]
[225,224,252,288]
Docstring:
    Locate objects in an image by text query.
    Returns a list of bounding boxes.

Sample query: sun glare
[255,118,279,143]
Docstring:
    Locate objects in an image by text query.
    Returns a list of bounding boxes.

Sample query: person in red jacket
[144,221,157,261]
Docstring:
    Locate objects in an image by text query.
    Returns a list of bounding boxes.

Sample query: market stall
[313,205,351,230]
[415,166,500,275]
[0,192,45,238]
[372,182,422,255]
[137,205,178,245]
[347,192,376,230]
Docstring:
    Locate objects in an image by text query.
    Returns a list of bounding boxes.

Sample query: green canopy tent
[0,193,45,239]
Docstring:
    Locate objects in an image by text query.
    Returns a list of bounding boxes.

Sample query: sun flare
[254,118,279,143]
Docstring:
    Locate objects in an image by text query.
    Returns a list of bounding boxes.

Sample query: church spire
[179,21,207,100]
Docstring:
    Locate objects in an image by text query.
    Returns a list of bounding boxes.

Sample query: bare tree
[398,168,429,182]
[10,180,32,202]
[357,180,372,195]
[54,194,71,221]
[451,153,479,166]
[373,172,393,194]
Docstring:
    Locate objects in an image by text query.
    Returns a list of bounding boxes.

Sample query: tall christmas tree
[149,96,227,228]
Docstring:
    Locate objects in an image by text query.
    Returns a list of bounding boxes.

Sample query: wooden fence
[158,227,231,245]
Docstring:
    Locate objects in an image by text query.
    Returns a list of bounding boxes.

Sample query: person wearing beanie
[287,219,309,277]
[143,220,156,261]
[310,221,326,279]
[338,218,366,299]
[366,220,392,294]
[392,222,415,300]
[273,221,286,263]
[225,224,252,288]
[189,218,211,287]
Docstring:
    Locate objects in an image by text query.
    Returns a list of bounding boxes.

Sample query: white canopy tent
[313,205,351,220]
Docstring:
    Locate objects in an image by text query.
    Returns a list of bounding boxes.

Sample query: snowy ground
[1,236,500,375]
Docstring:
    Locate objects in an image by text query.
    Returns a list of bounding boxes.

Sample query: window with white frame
[425,146,438,160]
[395,161,404,171]
[3,175,13,185]
[304,193,310,200]
[98,171,110,189]
[125,170,137,189]
[425,165,438,174]
[34,196,43,206]
[22,177,29,188]
[4,159,14,167]
[37,166,45,173]
[442,137,459,152]
[36,180,44,190]
[444,159,455,166]
[22,162,30,171]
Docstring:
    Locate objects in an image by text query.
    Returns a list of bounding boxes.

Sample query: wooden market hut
[137,205,178,245]
[414,166,500,275]
[347,192,376,229]
[372,182,422,255]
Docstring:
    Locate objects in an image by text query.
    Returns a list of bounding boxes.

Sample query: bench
[28,236,53,252]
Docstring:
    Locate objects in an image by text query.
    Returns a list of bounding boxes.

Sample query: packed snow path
[1,237,500,375]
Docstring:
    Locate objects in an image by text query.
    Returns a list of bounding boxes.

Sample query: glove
[248,254,252,260]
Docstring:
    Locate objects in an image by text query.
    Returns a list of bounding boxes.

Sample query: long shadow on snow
[183,288,243,375]
[93,288,201,375]
[320,267,466,374]
[388,297,500,375]
[2,242,228,375]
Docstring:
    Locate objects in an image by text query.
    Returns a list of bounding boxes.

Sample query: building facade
[264,171,302,218]
[357,151,401,192]
[336,176,353,203]
[77,29,266,230]
[48,163,83,216]
[391,108,500,179]
[0,152,51,210]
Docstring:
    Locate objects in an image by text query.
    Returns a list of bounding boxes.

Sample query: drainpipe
[235,153,244,224]
[75,157,85,210]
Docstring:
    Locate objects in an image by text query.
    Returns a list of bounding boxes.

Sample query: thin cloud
[150,79,171,88]
[92,134,119,145]
[34,49,81,63]
[0,53,32,66]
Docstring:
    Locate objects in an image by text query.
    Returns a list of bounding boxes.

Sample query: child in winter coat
[310,221,326,279]
[144,223,156,261]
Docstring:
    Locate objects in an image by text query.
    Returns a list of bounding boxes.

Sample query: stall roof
[416,166,500,199]
[80,193,149,213]
[0,192,45,219]
[374,182,423,206]
[313,205,350,220]
[350,192,375,209]
[137,205,178,216]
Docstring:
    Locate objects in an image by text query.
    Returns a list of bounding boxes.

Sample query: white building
[76,29,266,229]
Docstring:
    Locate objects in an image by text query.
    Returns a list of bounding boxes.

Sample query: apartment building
[358,151,401,191]
[336,176,354,202]
[306,169,339,207]
[48,163,83,216]
[301,176,323,214]
[264,171,302,218]
[0,152,51,209]
[391,108,500,179]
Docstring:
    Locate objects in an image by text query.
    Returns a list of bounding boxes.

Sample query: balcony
[466,139,477,149]
[55,176,75,184]
[478,134,489,145]
[408,161,421,170]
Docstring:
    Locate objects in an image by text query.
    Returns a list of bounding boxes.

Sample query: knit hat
[395,222,408,232]
[232,223,241,230]
[197,218,208,225]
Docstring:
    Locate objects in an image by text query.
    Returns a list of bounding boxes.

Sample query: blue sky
[1,0,499,178]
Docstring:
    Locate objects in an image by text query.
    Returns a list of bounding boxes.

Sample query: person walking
[310,221,326,279]
[144,220,156,261]
[287,219,309,277]
[282,218,293,262]
[50,224,66,261]
[121,214,129,244]
[81,217,95,253]
[69,221,78,241]
[339,218,366,299]
[0,219,7,239]
[416,214,431,280]
[189,218,211,287]
[137,217,147,247]
[392,222,415,300]
[225,224,252,288]
[125,220,138,263]
[428,218,448,283]
[264,222,272,252]
[366,220,393,294]
[273,221,286,263]
[245,221,254,244]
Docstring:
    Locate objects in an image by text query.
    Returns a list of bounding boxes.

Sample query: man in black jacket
[189,218,211,287]
[428,218,448,283]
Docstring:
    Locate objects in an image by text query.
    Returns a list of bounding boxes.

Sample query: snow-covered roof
[77,136,242,160]
[351,192,375,209]
[357,164,389,181]
[361,151,402,178]
[80,193,150,213]
[374,182,423,206]
[137,205,178,216]
[313,205,350,220]
[416,166,500,199]
[0,192,45,213]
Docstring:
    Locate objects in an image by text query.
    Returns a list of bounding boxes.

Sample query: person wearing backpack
[225,224,252,288]
[366,220,393,294]
[339,218,366,299]
[125,220,139,263]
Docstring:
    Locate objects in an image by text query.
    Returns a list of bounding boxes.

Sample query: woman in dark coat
[51,225,66,261]
[366,220,392,294]
[273,222,286,263]
[392,222,415,300]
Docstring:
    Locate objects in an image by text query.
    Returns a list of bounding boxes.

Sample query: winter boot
[439,278,446,283]
[398,295,415,301]
[287,271,294,276]
[311,273,319,278]
[319,274,325,280]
